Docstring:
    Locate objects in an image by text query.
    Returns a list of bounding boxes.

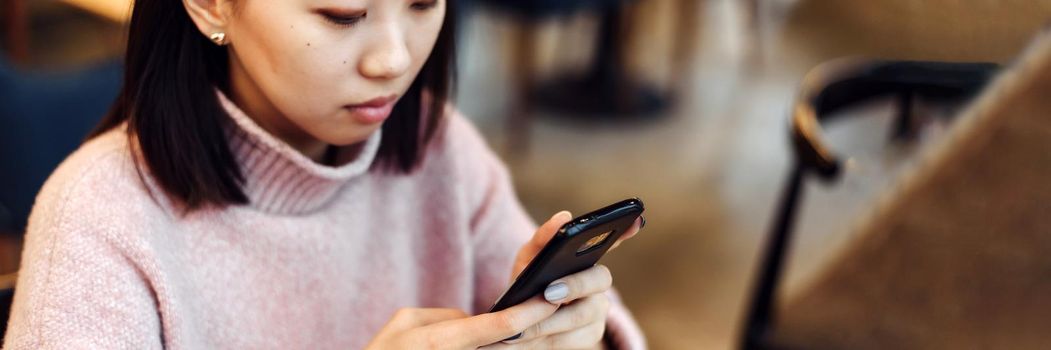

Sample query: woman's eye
[319,11,366,27]
[410,0,438,11]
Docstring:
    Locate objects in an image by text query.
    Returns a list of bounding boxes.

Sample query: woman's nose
[358,28,411,80]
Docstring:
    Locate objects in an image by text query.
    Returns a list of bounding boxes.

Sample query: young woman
[3,0,646,349]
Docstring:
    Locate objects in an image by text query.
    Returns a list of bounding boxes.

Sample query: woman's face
[189,0,445,153]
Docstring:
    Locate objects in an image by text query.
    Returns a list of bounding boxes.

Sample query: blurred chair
[736,37,1051,347]
[0,57,121,234]
[468,0,670,150]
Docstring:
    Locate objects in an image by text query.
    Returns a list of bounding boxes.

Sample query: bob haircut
[90,0,456,211]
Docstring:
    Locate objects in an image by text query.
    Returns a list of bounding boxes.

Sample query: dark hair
[90,0,456,211]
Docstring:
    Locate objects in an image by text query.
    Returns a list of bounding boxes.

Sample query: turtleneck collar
[216,89,382,215]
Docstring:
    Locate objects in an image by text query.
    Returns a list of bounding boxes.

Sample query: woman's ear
[183,0,235,40]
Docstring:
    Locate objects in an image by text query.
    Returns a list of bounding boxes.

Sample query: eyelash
[410,0,439,11]
[321,1,439,28]
[323,16,362,27]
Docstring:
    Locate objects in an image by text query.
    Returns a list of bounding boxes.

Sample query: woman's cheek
[283,45,348,106]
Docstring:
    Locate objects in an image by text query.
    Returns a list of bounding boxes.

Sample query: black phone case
[488,198,644,313]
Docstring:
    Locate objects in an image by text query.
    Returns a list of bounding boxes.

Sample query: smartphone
[488,198,645,317]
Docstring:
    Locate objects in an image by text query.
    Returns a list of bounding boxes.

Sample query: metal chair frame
[740,59,999,349]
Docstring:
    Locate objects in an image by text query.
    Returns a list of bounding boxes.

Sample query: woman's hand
[364,297,558,349]
[365,211,643,350]
[480,211,644,349]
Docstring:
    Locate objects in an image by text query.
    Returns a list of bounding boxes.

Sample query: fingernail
[640,216,647,229]
[544,282,569,303]
[501,332,523,343]
[553,211,571,221]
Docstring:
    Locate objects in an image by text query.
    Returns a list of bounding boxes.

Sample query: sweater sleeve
[3,159,162,349]
[449,114,647,349]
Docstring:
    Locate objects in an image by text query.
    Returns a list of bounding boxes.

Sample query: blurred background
[2,0,1051,348]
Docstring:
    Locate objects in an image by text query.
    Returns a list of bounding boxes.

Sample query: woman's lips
[344,95,398,124]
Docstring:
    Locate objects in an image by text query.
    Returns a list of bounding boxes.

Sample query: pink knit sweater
[2,92,646,349]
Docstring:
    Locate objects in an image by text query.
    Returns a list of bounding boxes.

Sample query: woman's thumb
[526,211,573,252]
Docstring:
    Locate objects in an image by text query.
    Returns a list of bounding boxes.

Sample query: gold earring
[209,32,227,45]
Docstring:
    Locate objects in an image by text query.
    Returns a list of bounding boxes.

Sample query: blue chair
[0,56,119,341]
[0,58,121,234]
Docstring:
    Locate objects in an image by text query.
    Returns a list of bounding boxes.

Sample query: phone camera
[576,230,613,255]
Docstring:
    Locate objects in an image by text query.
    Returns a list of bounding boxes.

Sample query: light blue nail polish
[544,282,569,303]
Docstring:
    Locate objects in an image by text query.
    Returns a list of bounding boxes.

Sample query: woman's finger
[610,215,645,251]
[512,211,574,280]
[479,335,547,350]
[527,211,573,252]
[388,308,469,329]
[423,296,557,348]
[546,318,607,349]
[481,318,607,350]
[543,265,612,305]
[507,294,610,343]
